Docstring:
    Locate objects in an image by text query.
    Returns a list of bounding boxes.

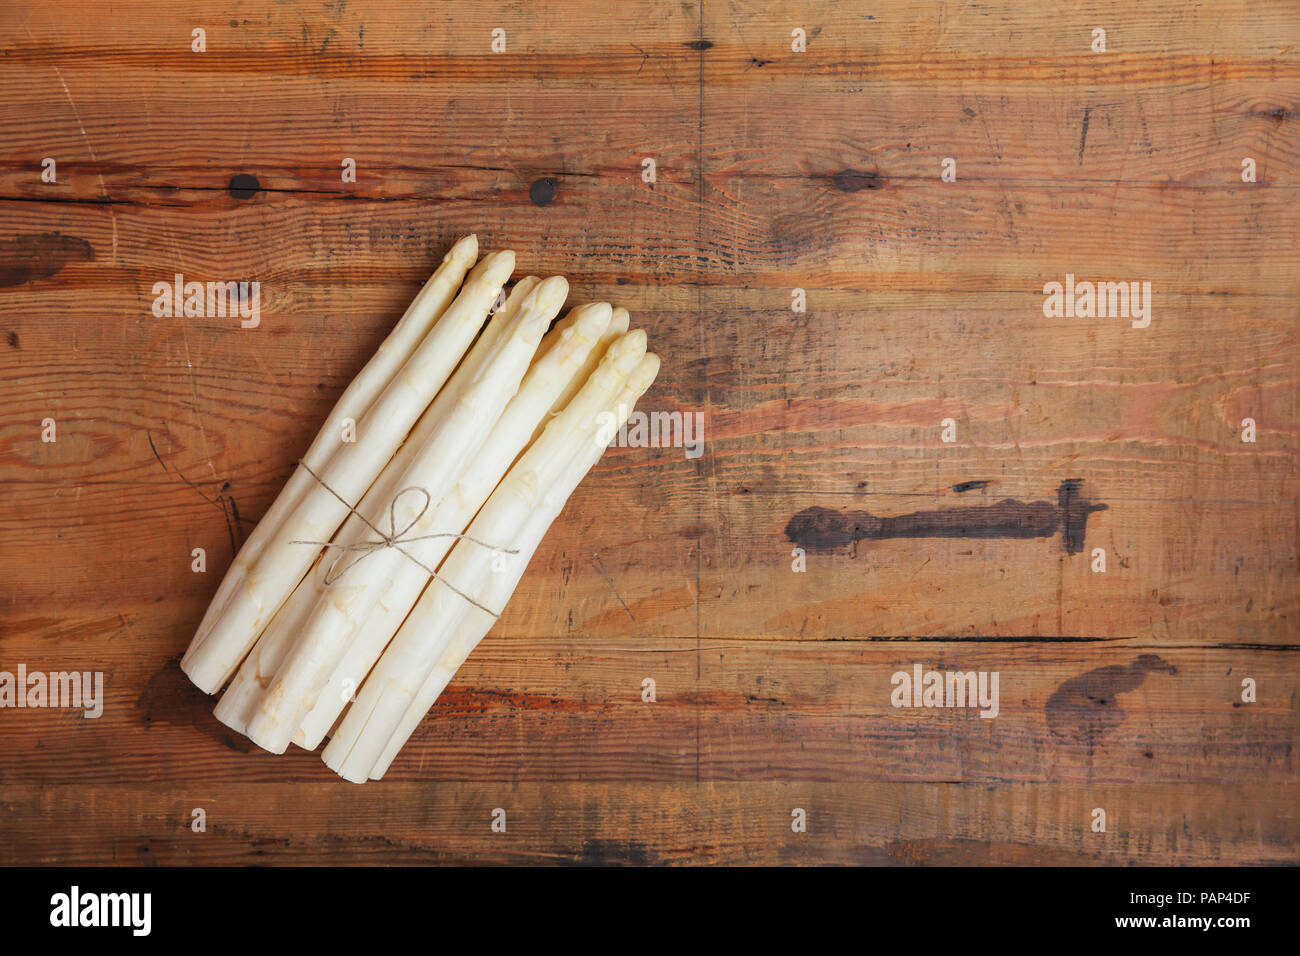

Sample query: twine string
[289,460,515,617]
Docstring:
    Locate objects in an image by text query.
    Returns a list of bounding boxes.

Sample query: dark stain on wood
[685,39,714,51]
[786,480,1106,555]
[228,173,262,200]
[952,479,991,493]
[528,176,558,207]
[1045,654,1178,744]
[566,838,655,866]
[136,656,257,754]
[831,168,883,192]
[6,331,17,349]
[0,233,94,287]
[1057,478,1107,554]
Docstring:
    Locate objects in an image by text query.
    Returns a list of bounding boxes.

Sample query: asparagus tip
[607,307,631,337]
[634,353,662,391]
[448,234,478,261]
[476,249,516,282]
[573,302,614,339]
[597,329,649,379]
[531,275,570,310]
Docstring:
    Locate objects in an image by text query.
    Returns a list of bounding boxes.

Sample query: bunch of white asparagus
[181,235,660,782]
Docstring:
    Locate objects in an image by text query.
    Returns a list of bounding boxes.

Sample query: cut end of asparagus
[180,642,243,695]
[178,656,223,696]
[244,714,295,755]
[212,688,252,735]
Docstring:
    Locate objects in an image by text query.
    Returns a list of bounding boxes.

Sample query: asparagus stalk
[292,300,617,749]
[540,306,630,439]
[322,330,649,781]
[243,276,568,753]
[214,275,544,736]
[190,236,479,659]
[367,352,660,779]
[181,249,515,694]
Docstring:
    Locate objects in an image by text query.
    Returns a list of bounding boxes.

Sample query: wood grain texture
[6,782,1294,865]
[0,0,1296,865]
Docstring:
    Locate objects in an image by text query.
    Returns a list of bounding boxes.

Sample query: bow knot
[289,461,517,617]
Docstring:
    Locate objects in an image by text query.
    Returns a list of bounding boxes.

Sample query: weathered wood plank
[0,617,1293,785]
[0,77,1294,197]
[0,183,1295,291]
[1,781,1293,865]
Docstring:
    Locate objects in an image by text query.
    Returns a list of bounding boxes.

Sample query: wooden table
[1,0,1296,865]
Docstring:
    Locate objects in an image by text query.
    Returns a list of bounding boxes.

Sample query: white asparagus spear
[538,306,629,440]
[446,276,540,391]
[367,353,660,779]
[215,276,543,736]
[182,249,515,694]
[292,300,616,749]
[322,330,649,780]
[210,582,302,735]
[243,276,568,752]
[190,236,480,655]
